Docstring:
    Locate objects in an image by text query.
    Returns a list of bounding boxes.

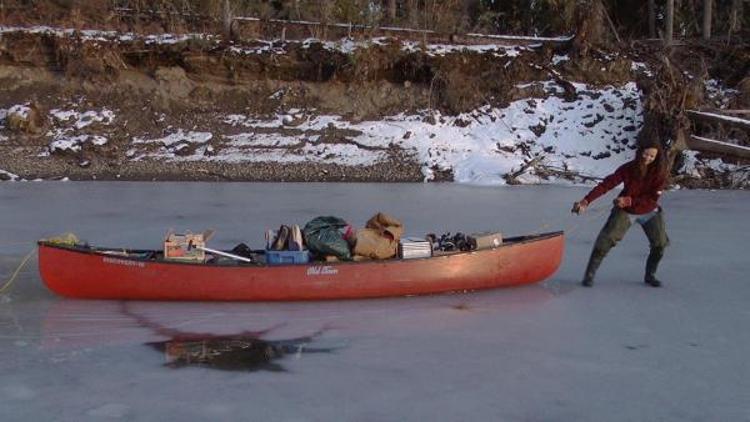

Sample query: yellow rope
[0,248,36,295]
[0,241,39,247]
[531,222,552,235]
[563,204,610,237]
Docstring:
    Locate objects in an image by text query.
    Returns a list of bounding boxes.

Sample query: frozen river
[1,182,748,421]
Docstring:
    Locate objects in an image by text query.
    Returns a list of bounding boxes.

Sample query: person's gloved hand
[614,196,632,208]
[571,199,589,215]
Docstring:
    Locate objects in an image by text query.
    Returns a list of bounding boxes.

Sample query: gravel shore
[0,148,429,182]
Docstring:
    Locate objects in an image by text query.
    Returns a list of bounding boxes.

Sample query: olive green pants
[583,207,669,283]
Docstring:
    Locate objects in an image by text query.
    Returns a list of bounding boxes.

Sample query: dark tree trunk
[388,0,397,21]
[222,0,233,39]
[665,0,674,45]
[648,0,657,38]
[408,0,420,27]
[730,0,742,32]
[703,0,712,40]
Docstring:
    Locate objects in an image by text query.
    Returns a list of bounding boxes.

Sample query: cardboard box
[164,232,206,261]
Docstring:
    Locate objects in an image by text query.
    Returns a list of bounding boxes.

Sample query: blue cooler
[266,250,310,265]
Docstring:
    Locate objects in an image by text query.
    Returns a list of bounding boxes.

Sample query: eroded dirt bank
[0,27,748,186]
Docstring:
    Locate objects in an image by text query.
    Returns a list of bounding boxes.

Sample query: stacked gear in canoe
[428,232,475,252]
[164,229,213,261]
[300,213,407,262]
[427,231,503,253]
[266,224,308,264]
[352,212,404,260]
[302,216,354,261]
[154,217,503,267]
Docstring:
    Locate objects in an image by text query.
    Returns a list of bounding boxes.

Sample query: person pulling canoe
[572,142,669,287]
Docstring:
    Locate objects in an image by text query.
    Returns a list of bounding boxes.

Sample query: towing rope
[562,204,610,236]
[531,203,610,237]
[0,248,36,295]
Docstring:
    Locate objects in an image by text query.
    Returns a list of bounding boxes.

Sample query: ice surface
[0,183,748,421]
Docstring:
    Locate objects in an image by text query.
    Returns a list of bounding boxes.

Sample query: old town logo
[103,257,146,268]
[306,265,338,276]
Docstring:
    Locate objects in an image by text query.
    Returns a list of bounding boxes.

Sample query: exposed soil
[0,28,747,185]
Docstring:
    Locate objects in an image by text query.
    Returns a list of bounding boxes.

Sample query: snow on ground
[0,26,744,186]
[704,79,739,109]
[128,130,213,159]
[48,135,108,154]
[225,35,533,57]
[1,25,535,59]
[401,40,530,57]
[116,83,743,187]
[630,61,654,78]
[552,54,569,65]
[132,130,212,148]
[0,108,7,136]
[228,41,287,56]
[679,150,750,187]
[127,81,643,184]
[0,169,19,180]
[50,108,115,129]
[6,104,30,119]
[40,108,116,155]
[0,106,6,139]
[0,25,214,45]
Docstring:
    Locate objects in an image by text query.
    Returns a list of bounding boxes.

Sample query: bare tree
[703,0,712,40]
[222,0,233,38]
[387,0,396,22]
[648,0,656,38]
[407,0,419,28]
[729,0,742,33]
[665,0,674,45]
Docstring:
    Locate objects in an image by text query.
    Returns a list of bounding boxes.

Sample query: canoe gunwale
[37,231,564,268]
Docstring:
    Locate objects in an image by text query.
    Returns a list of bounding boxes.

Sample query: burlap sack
[365,212,404,241]
[353,228,398,259]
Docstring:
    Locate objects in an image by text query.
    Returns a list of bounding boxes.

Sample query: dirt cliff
[0,26,747,186]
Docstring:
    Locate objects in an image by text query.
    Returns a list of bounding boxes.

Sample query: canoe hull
[38,232,564,301]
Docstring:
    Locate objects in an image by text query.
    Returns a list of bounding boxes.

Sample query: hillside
[0,18,748,187]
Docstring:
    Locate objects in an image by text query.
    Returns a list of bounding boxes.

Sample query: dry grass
[1,0,746,41]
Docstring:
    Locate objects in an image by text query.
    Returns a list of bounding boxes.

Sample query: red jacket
[584,161,667,215]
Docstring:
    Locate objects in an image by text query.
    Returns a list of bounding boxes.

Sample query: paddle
[185,230,256,264]
[192,245,255,263]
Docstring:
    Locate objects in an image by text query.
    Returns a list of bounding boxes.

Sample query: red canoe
[38,231,564,301]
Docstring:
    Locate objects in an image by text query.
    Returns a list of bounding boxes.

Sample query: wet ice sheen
[0,182,748,421]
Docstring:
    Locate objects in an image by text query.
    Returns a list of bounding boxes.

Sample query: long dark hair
[633,142,666,181]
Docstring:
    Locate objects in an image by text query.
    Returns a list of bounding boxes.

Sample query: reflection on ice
[148,333,337,372]
[120,302,340,372]
[36,300,345,372]
[35,285,554,348]
[5,184,749,419]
